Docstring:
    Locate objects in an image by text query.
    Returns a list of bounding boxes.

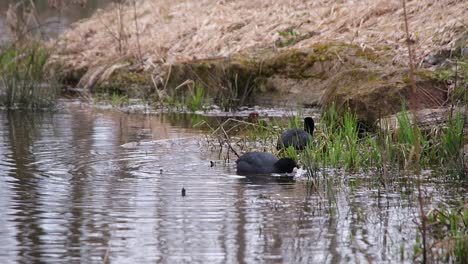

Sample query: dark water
[0,102,465,263]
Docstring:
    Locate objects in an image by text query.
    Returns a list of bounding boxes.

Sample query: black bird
[236,152,297,176]
[181,188,186,197]
[277,117,314,150]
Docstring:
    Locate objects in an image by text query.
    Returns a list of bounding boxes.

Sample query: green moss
[255,43,393,80]
[355,48,380,62]
[150,42,398,108]
[402,75,411,84]
[261,49,327,79]
[112,70,151,85]
[414,69,437,79]
[275,29,303,48]
[321,66,449,124]
[94,68,152,96]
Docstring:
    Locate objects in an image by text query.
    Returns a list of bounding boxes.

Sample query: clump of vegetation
[187,84,207,112]
[201,102,466,263]
[300,103,465,179]
[275,28,303,48]
[110,92,129,107]
[426,202,468,262]
[162,83,209,112]
[93,92,130,108]
[201,101,465,179]
[439,112,465,178]
[0,43,59,109]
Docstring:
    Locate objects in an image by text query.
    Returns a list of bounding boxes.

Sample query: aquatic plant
[283,146,298,161]
[200,98,465,182]
[0,43,59,109]
[342,110,360,171]
[426,203,468,262]
[187,84,207,112]
[439,112,464,178]
[395,105,425,172]
[92,92,129,108]
[244,119,279,151]
[110,92,129,107]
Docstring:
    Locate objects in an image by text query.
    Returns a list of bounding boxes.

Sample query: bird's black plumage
[277,117,314,150]
[236,152,296,175]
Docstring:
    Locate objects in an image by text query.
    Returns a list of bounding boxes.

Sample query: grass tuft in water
[187,84,207,112]
[342,110,360,171]
[395,105,425,172]
[111,92,129,107]
[0,43,59,109]
[295,102,466,179]
[440,112,465,178]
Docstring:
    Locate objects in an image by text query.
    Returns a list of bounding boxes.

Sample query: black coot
[236,152,297,175]
[277,117,314,150]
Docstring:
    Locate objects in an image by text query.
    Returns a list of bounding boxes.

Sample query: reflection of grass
[0,43,59,109]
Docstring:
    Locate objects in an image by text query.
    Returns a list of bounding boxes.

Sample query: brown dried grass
[51,0,467,71]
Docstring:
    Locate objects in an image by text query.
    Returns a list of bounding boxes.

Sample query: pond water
[0,102,465,263]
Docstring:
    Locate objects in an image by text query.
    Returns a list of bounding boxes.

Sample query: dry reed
[49,0,467,73]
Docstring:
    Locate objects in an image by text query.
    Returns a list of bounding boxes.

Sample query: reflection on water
[0,0,113,43]
[0,102,465,263]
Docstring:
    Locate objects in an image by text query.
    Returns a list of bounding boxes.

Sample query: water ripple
[0,108,465,264]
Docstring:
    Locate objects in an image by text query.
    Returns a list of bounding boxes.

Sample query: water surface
[0,0,113,44]
[0,103,465,263]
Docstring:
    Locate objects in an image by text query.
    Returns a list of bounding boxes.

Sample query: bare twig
[132,0,143,62]
[402,0,426,262]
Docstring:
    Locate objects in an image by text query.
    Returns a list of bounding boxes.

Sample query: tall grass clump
[439,112,464,178]
[243,118,278,149]
[298,102,465,179]
[395,105,425,171]
[187,84,206,112]
[342,110,360,171]
[300,103,381,176]
[0,43,59,109]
